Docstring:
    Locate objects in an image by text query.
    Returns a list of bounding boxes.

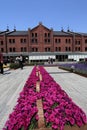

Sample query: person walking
[19,55,23,69]
[0,60,3,74]
[0,53,4,74]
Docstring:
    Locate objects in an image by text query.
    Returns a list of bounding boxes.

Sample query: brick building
[0,22,87,62]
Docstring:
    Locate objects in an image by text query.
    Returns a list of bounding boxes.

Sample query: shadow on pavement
[49,71,72,74]
[3,72,11,75]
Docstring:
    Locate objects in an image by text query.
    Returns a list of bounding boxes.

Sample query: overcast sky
[0,0,87,32]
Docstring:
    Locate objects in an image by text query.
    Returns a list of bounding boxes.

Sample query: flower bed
[39,66,87,130]
[59,62,87,77]
[3,66,87,130]
[3,66,39,130]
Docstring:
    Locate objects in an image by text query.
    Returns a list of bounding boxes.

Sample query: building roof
[0,30,9,35]
[31,22,51,32]
[8,31,28,36]
[0,31,28,36]
[64,31,87,36]
[53,31,71,36]
[0,27,87,37]
[77,32,87,36]
[65,31,82,36]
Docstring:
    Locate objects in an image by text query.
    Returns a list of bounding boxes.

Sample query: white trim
[29,55,55,60]
[68,54,87,61]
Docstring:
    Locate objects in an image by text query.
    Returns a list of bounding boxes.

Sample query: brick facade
[0,22,87,61]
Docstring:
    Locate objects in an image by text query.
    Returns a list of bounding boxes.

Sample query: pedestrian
[48,57,51,64]
[0,60,3,74]
[71,65,75,72]
[51,58,53,64]
[19,55,23,69]
[0,53,4,74]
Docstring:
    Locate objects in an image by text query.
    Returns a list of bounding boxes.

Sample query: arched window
[85,39,87,43]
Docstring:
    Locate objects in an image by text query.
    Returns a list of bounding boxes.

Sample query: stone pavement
[0,66,33,129]
[0,66,87,130]
[45,66,87,116]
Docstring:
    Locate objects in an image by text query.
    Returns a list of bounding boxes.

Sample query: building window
[55,47,61,51]
[44,39,50,43]
[32,33,37,37]
[0,41,3,45]
[35,33,37,37]
[44,33,50,37]
[55,39,61,43]
[45,48,47,52]
[9,39,15,43]
[31,39,38,43]
[78,47,80,51]
[24,39,26,43]
[59,47,61,51]
[44,33,47,37]
[32,48,34,52]
[75,40,80,45]
[65,47,71,51]
[55,39,57,43]
[45,47,50,52]
[48,39,50,43]
[44,39,47,43]
[69,39,71,43]
[35,39,37,43]
[24,47,27,52]
[69,47,71,51]
[75,47,80,51]
[13,39,15,43]
[65,47,67,51]
[48,48,50,51]
[31,48,38,52]
[48,33,50,37]
[9,47,16,52]
[65,39,71,43]
[66,39,67,43]
[13,47,16,52]
[58,39,60,43]
[21,47,23,52]
[20,38,26,43]
[20,47,26,52]
[55,47,58,51]
[9,48,12,52]
[36,48,38,52]
[75,47,77,51]
[31,39,34,43]
[32,33,34,37]
[9,39,11,43]
[1,48,4,52]
[85,39,87,43]
[85,47,87,51]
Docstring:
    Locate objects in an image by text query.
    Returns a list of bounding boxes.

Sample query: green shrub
[10,63,20,69]
[25,62,44,66]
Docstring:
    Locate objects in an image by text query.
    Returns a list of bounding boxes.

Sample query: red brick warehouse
[0,22,87,62]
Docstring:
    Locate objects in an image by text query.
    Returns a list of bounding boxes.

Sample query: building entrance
[56,55,68,61]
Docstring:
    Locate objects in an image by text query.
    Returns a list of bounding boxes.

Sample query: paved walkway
[0,66,33,129]
[45,66,87,116]
[0,66,87,129]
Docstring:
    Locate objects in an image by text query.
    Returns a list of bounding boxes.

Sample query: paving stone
[0,66,87,130]
[0,66,33,129]
[45,66,87,116]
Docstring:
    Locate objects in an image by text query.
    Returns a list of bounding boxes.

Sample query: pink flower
[52,123,58,129]
[69,117,75,125]
[60,124,64,130]
[77,119,83,127]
